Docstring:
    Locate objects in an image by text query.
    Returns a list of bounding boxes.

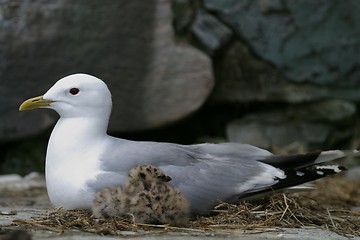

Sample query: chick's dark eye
[69,88,80,95]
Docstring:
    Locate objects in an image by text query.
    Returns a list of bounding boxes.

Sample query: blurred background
[1,0,360,175]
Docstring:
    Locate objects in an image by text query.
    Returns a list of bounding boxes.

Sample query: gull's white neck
[45,116,110,209]
[48,117,108,156]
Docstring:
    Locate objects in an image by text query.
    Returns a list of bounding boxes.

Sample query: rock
[0,172,45,191]
[0,136,47,175]
[226,100,357,151]
[0,230,32,240]
[204,0,360,86]
[210,41,291,104]
[345,166,360,183]
[209,40,360,104]
[171,0,195,35]
[169,0,360,104]
[0,0,213,140]
[191,10,233,56]
[0,174,22,185]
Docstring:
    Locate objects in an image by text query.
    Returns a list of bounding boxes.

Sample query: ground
[0,174,359,239]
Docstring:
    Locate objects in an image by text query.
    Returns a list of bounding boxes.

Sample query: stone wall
[0,0,213,141]
[172,0,360,152]
[1,0,360,173]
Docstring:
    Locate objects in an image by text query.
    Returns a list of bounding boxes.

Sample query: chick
[92,164,189,226]
[92,186,123,218]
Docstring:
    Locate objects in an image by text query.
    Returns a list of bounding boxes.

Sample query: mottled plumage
[92,164,189,226]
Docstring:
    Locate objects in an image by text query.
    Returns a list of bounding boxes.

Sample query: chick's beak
[19,95,52,111]
[164,175,172,182]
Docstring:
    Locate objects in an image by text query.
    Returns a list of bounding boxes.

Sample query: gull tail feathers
[270,165,346,191]
[238,163,347,202]
[251,149,352,199]
[313,150,359,164]
[260,149,358,169]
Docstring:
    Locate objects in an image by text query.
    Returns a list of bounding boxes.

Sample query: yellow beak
[19,95,53,111]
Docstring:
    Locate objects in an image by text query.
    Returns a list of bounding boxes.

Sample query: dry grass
[13,176,360,237]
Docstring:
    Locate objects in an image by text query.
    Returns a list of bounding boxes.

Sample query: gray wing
[89,138,347,214]
[92,139,282,214]
[161,155,283,214]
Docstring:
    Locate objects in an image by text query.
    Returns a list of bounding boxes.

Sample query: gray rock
[209,41,360,104]
[0,172,45,191]
[345,166,360,183]
[226,100,356,151]
[191,10,233,56]
[204,0,360,86]
[0,0,213,140]
[171,0,195,35]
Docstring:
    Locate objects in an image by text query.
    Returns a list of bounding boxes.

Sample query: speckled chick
[92,164,189,226]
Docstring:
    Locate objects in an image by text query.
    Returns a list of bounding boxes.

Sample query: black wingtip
[270,164,345,192]
[260,152,322,169]
[238,164,346,201]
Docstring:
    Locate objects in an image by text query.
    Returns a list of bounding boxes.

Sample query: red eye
[69,88,80,95]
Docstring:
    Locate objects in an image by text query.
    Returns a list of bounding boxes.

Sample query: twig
[280,194,289,221]
[135,222,206,233]
[13,219,64,233]
[326,208,336,229]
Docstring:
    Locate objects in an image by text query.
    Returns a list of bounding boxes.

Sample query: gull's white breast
[45,118,107,209]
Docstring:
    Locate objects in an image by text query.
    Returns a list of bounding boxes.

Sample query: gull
[19,73,356,214]
[92,164,189,226]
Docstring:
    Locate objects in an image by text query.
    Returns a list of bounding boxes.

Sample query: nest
[13,176,360,237]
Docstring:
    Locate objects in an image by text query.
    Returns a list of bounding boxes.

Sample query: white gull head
[43,73,112,119]
[20,73,115,209]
